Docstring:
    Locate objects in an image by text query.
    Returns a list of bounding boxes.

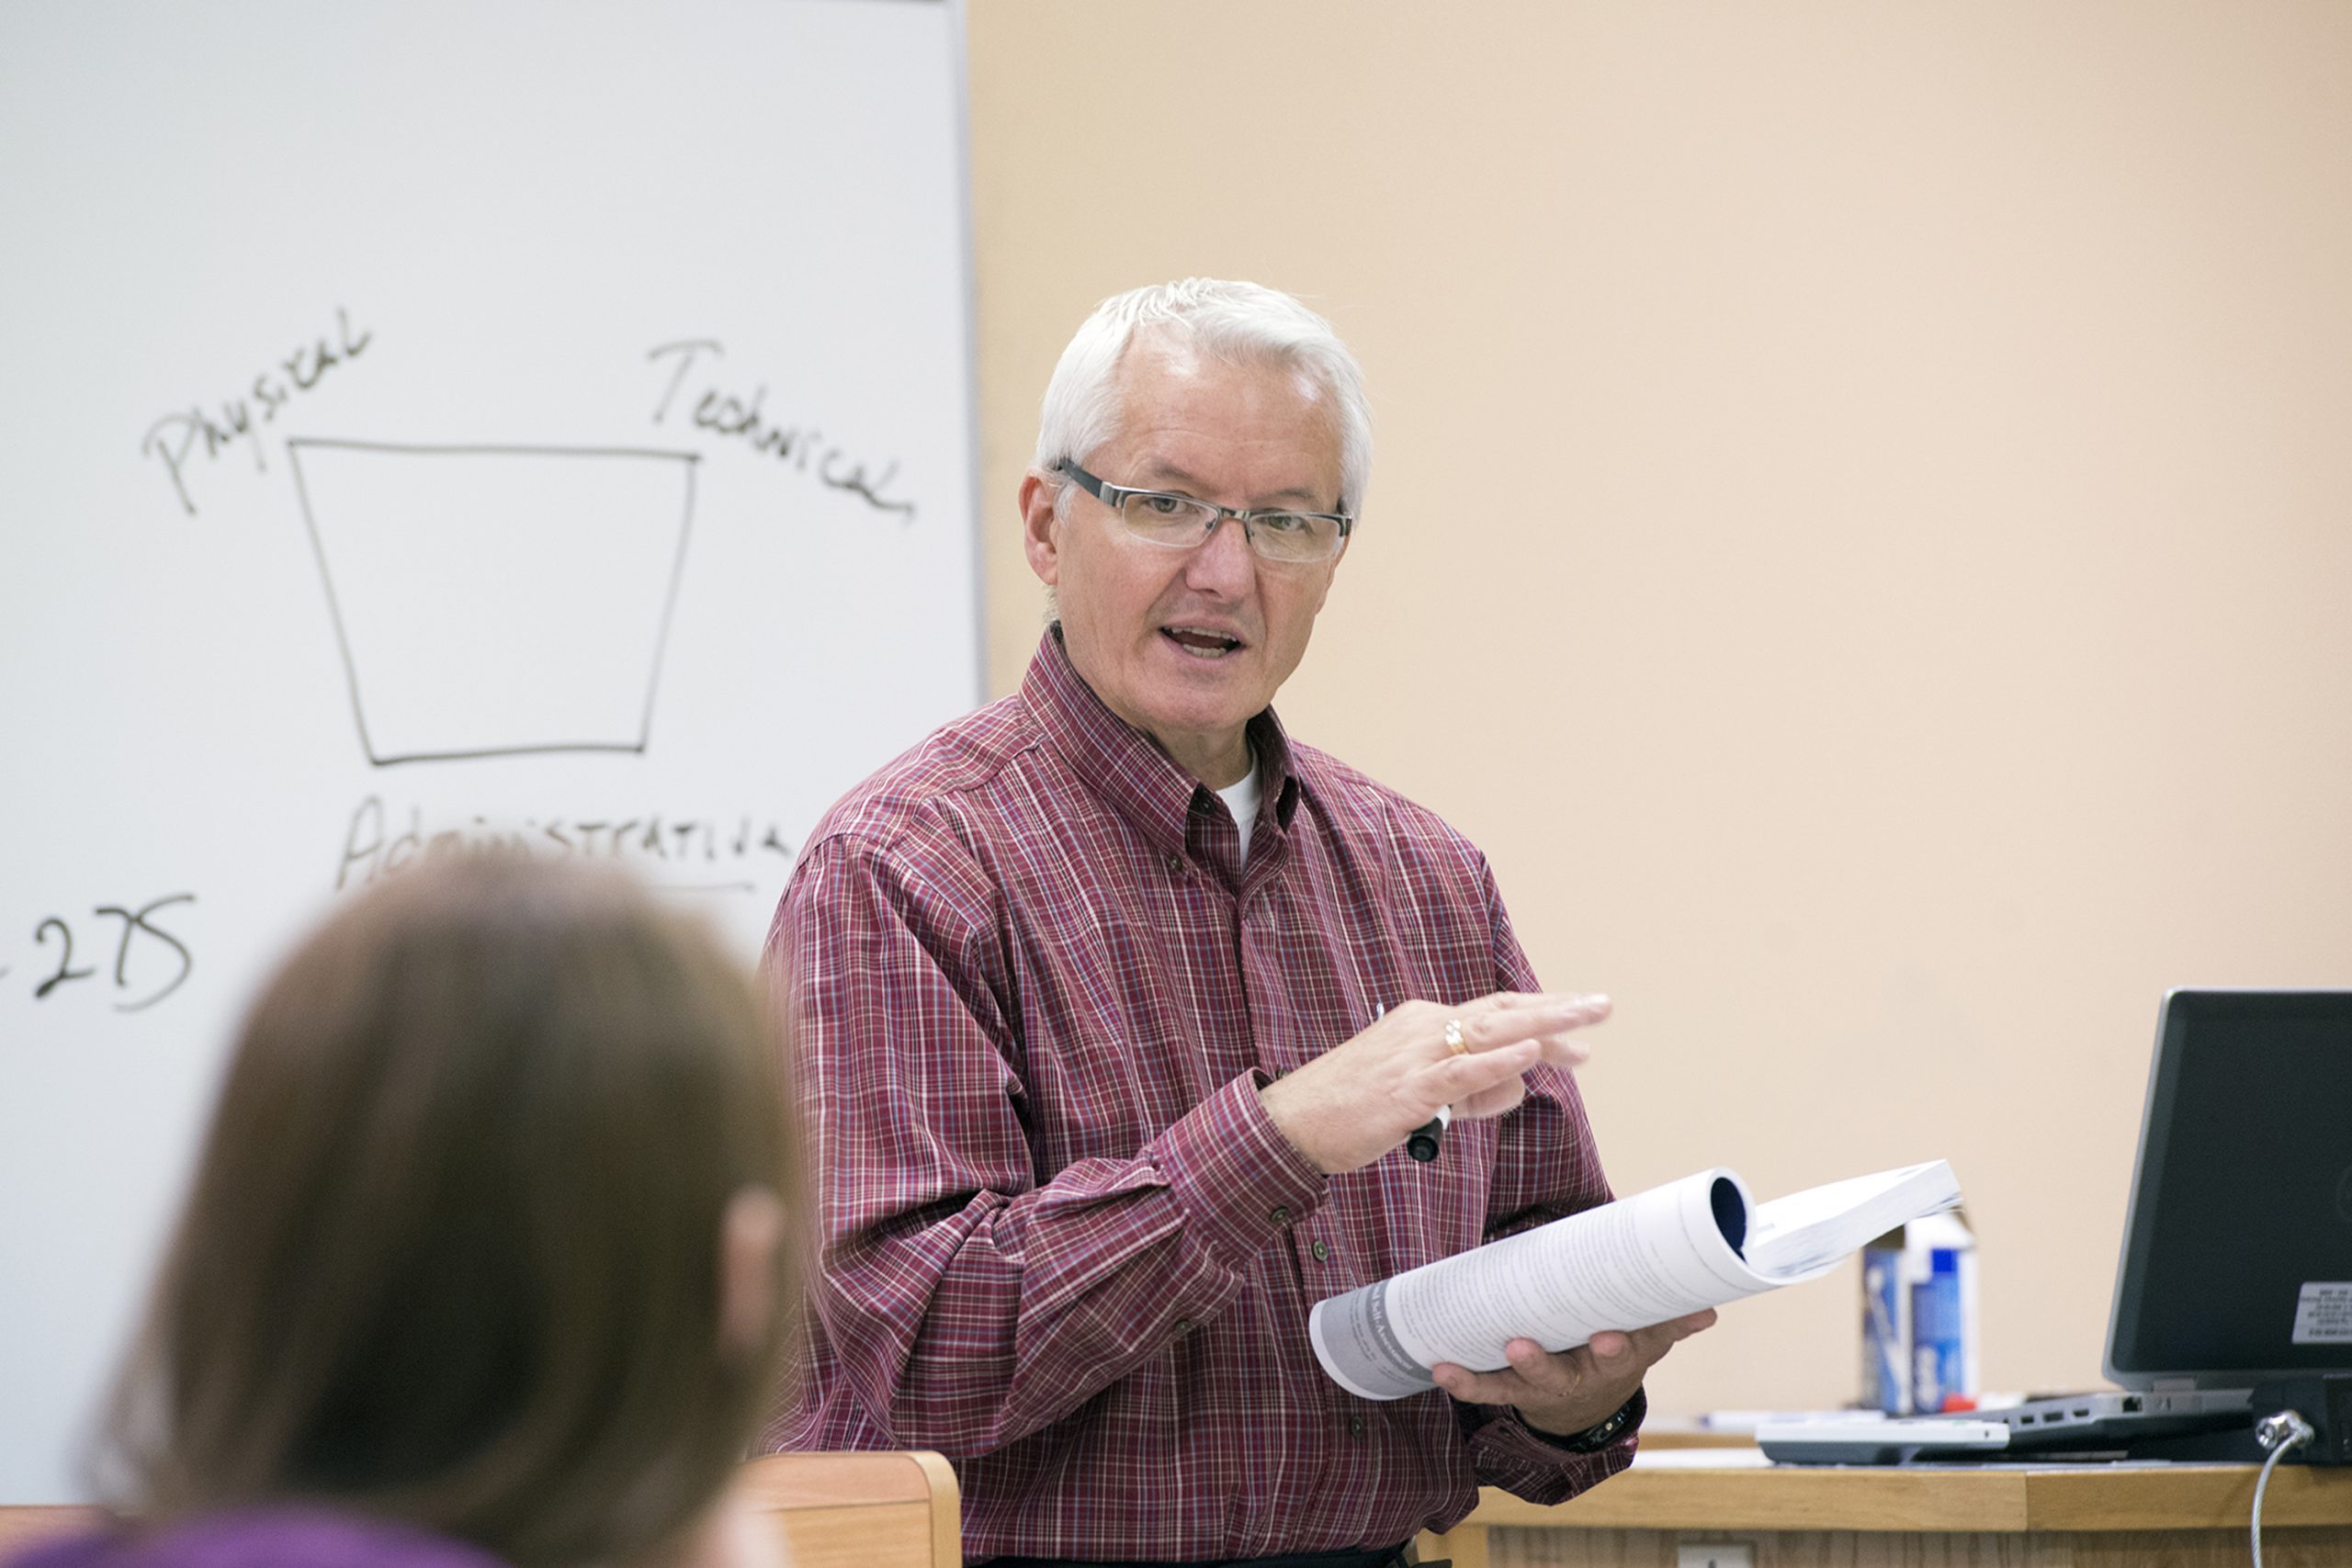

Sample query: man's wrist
[1156,1073,1325,1264]
[1530,1384,1645,1453]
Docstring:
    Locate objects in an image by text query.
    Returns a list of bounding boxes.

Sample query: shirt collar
[1023,625,1300,859]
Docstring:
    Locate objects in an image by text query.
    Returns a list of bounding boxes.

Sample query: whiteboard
[0,1,979,1501]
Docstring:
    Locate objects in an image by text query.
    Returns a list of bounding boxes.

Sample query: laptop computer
[1763,988,2352,1464]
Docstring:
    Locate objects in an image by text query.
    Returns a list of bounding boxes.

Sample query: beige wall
[966,1,2352,1416]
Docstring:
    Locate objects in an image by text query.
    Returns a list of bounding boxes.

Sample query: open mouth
[1160,626,1245,658]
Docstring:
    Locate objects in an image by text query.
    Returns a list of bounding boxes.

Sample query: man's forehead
[1104,334,1341,501]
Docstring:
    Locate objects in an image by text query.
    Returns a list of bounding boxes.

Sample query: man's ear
[1314,537,1346,608]
[1297,534,1345,617]
[1019,468,1064,587]
[717,1185,787,1362]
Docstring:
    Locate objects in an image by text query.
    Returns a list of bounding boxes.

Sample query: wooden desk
[1420,1450,2352,1568]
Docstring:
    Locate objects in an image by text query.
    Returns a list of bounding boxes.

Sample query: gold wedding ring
[1442,1019,1469,1056]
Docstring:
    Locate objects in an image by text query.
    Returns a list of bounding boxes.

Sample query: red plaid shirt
[763,630,1630,1561]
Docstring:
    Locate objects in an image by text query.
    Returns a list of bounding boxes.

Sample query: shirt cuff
[1467,1404,1640,1502]
[1152,1071,1328,1269]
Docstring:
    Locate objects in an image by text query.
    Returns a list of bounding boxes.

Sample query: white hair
[1033,278,1372,516]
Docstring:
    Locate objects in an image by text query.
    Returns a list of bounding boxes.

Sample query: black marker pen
[1406,1103,1452,1163]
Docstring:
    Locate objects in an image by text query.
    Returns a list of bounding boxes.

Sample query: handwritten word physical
[645,338,916,519]
[141,307,374,516]
[335,796,797,893]
[9,895,197,1013]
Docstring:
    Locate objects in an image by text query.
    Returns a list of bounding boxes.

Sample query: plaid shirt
[763,630,1630,1561]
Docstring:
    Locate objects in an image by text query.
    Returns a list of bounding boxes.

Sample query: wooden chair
[740,1450,960,1568]
[0,1508,93,1562]
[0,1451,959,1568]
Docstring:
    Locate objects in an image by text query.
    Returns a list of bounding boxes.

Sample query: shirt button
[1269,1205,1292,1227]
[1348,1415,1367,1438]
[1173,1318,1194,1336]
[1310,1239,1329,1262]
[1165,853,1184,875]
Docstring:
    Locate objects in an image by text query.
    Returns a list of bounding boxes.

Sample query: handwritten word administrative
[334,795,797,893]
[645,338,916,519]
[141,307,373,516]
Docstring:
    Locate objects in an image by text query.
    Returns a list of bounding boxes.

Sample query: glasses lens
[1247,513,1343,563]
[1117,491,1216,545]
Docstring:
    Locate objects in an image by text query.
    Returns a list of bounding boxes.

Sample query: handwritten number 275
[31,895,196,1012]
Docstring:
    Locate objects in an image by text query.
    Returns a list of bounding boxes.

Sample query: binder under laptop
[1763,989,2352,1465]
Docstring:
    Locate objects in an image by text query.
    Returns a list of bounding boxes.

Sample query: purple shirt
[8,1512,506,1568]
[763,629,1630,1561]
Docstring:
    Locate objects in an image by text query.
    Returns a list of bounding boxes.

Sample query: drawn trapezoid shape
[288,439,699,767]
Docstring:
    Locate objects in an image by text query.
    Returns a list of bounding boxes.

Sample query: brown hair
[101,857,791,1568]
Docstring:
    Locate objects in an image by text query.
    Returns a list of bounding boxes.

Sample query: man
[765,279,1711,1567]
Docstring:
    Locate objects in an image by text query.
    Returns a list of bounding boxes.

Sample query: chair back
[0,1452,960,1568]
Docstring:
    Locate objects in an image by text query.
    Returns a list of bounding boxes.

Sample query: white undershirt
[1213,754,1264,864]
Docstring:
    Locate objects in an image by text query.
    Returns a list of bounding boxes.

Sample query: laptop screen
[2106,989,2352,1389]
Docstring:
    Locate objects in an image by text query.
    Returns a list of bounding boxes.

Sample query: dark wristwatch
[1532,1384,1646,1453]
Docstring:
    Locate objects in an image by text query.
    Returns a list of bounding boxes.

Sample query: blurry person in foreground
[10,859,796,1568]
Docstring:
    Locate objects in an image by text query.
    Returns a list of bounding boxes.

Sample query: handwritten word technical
[646,338,916,520]
[141,307,373,516]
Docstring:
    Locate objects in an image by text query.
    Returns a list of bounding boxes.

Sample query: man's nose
[1183,513,1258,595]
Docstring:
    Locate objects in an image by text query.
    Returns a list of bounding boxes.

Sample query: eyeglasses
[1055,460,1352,565]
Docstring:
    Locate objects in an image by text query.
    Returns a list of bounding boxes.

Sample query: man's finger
[1634,1308,1717,1345]
[1626,1308,1717,1358]
[1462,998,1610,1053]
[1521,1030,1598,1069]
[1430,1040,1539,1103]
[1504,1338,1590,1397]
[1430,1360,1535,1407]
[1476,990,1611,1018]
[1453,1074,1530,1120]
